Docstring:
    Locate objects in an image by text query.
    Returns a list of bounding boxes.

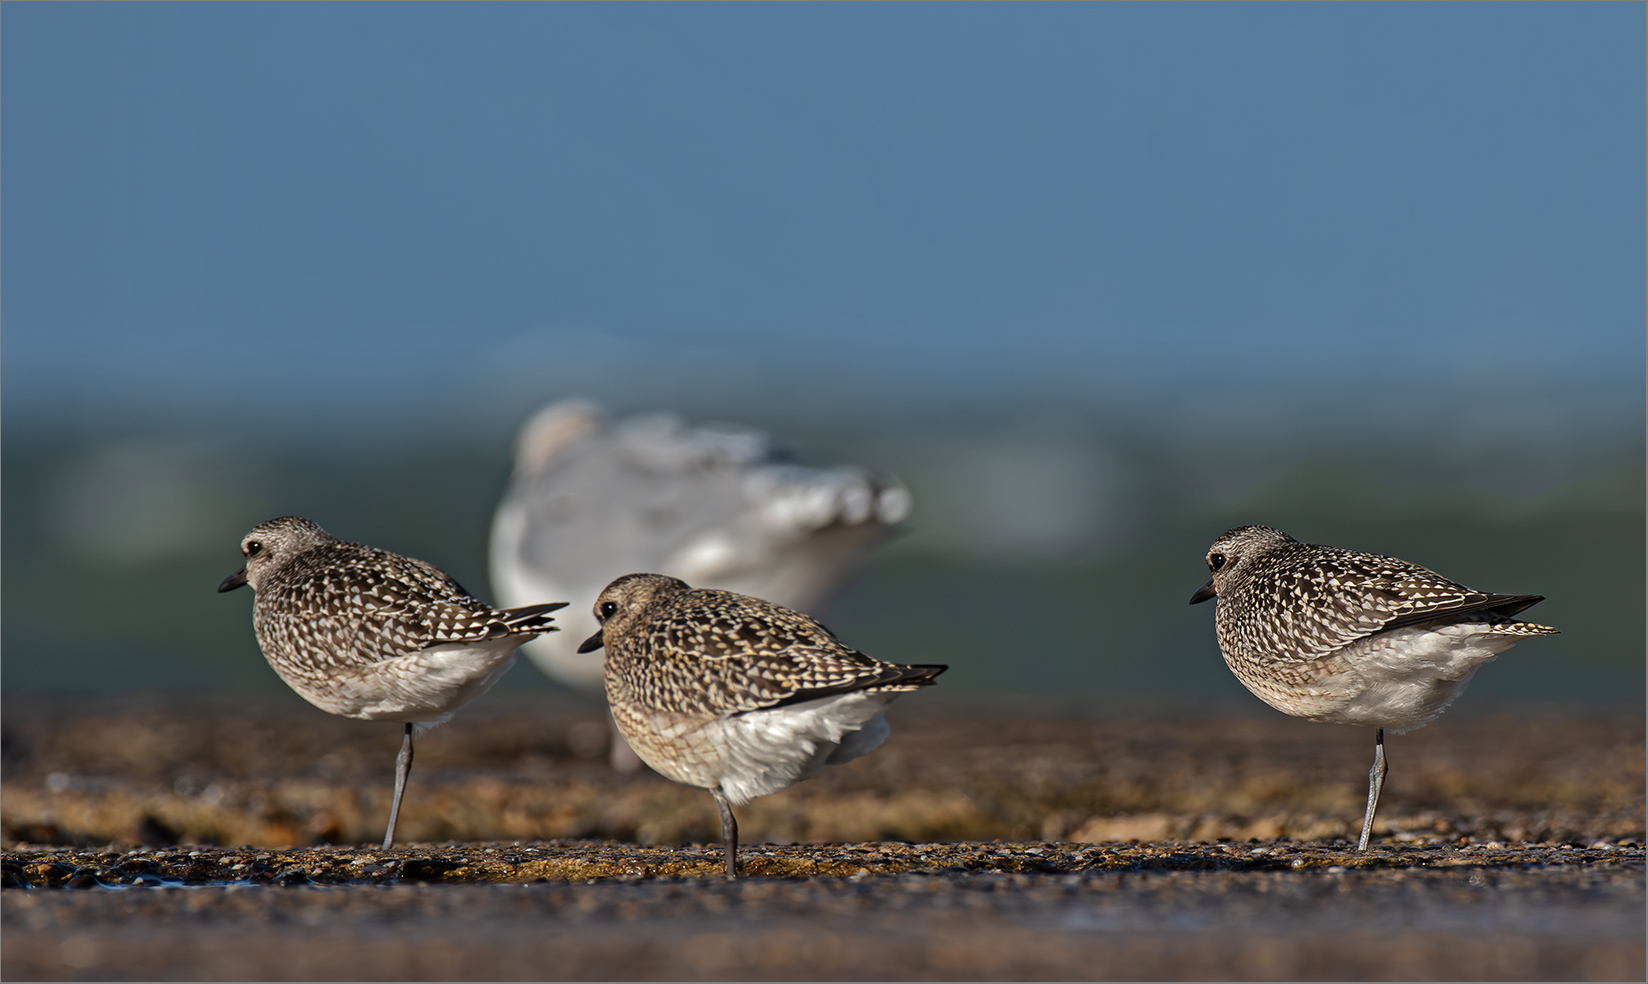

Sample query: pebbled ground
[3,838,1640,887]
[2,693,1642,980]
[3,692,1642,849]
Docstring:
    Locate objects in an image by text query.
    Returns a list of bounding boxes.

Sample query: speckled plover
[578,572,944,877]
[1190,525,1557,849]
[489,401,911,771]
[218,516,565,848]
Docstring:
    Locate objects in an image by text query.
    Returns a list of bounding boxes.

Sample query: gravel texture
[3,692,1641,849]
[2,692,1642,980]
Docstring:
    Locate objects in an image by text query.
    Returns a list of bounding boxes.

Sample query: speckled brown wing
[612,588,944,717]
[1222,545,1538,666]
[254,542,561,679]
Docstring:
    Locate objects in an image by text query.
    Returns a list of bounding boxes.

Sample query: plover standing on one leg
[218,516,566,848]
[578,573,945,878]
[1189,526,1557,850]
[489,400,912,772]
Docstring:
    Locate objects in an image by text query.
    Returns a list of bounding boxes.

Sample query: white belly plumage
[272,637,523,735]
[619,691,899,805]
[1240,622,1526,732]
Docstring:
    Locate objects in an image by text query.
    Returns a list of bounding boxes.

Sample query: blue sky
[4,2,1643,440]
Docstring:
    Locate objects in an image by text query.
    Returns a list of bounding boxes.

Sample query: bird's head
[217,516,336,593]
[577,572,692,653]
[1189,525,1298,605]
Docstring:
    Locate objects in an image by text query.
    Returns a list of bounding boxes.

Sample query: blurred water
[3,411,1639,698]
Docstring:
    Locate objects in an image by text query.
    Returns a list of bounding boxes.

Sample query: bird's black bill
[576,629,605,653]
[217,568,248,593]
[1189,580,1216,605]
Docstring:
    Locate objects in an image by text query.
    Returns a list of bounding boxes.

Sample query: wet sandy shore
[5,841,1643,981]
[3,693,1643,980]
[4,692,1642,848]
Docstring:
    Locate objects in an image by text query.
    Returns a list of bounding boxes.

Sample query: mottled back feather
[1200,526,1556,668]
[240,517,562,687]
[595,574,945,718]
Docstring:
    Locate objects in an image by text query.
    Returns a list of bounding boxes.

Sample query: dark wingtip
[217,568,248,593]
[905,663,948,686]
[1486,594,1545,619]
[1380,592,1551,632]
[576,630,605,654]
[498,602,570,637]
[1189,580,1216,605]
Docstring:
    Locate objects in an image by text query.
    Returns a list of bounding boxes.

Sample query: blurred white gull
[489,401,911,763]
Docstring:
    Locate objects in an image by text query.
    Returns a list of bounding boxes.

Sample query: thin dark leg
[383,723,415,850]
[1357,728,1387,851]
[712,790,739,879]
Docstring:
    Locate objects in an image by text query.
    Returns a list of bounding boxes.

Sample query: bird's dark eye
[599,601,617,619]
[1208,552,1226,572]
[245,541,264,558]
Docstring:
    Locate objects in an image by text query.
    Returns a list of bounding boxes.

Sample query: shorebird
[1190,525,1557,850]
[489,400,910,768]
[217,516,566,848]
[579,572,945,877]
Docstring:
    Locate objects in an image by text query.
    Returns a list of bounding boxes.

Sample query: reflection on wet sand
[2,693,1642,980]
[4,850,1643,981]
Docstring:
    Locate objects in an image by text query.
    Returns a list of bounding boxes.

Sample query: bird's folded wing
[1255,558,1536,664]
[716,649,944,712]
